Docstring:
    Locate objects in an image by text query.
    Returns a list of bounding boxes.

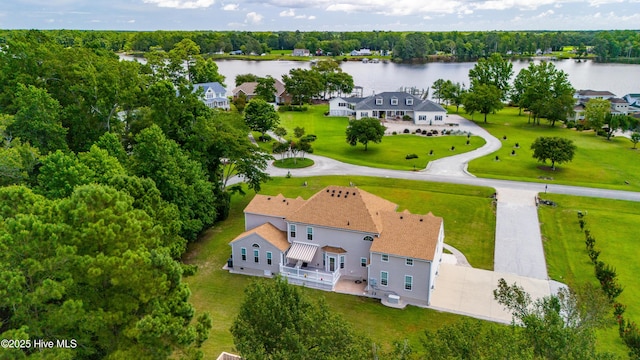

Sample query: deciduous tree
[231,277,371,360]
[244,99,280,137]
[282,68,322,106]
[345,117,386,151]
[462,84,503,123]
[584,98,611,134]
[530,136,576,170]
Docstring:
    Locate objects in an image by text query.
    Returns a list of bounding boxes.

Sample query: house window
[339,102,347,107]
[340,255,345,269]
[406,98,413,106]
[381,271,388,286]
[375,98,383,105]
[361,257,367,267]
[253,249,259,263]
[363,235,374,242]
[241,248,246,261]
[418,115,427,121]
[406,258,413,266]
[267,251,272,265]
[391,97,398,105]
[372,111,378,117]
[290,224,296,238]
[307,227,313,241]
[381,254,389,262]
[252,243,260,248]
[435,115,443,121]
[360,112,369,117]
[405,275,413,291]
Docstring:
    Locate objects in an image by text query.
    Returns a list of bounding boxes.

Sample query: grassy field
[273,157,314,168]
[183,175,496,357]
[276,105,486,170]
[463,106,640,191]
[539,194,640,356]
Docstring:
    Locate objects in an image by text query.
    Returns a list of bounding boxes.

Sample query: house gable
[230,222,290,252]
[371,212,443,261]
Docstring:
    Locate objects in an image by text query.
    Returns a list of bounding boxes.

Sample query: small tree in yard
[631,132,640,149]
[231,276,371,360]
[346,117,386,151]
[530,136,576,170]
[244,98,279,138]
[294,126,305,139]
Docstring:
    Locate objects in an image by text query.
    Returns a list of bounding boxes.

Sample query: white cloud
[588,0,623,6]
[128,19,136,23]
[222,3,239,10]
[308,15,316,19]
[142,0,215,9]
[534,9,554,18]
[245,11,263,24]
[279,8,295,16]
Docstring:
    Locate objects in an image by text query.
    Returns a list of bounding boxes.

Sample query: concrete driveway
[429,264,553,324]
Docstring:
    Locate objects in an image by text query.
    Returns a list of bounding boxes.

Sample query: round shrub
[392,131,397,135]
[403,128,410,134]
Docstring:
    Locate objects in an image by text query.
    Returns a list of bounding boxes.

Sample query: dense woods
[0,30,272,358]
[1,29,639,63]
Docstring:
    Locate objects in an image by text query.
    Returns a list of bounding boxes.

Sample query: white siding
[245,213,287,231]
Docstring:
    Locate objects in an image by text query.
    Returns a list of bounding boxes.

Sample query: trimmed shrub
[402,115,412,121]
[259,134,272,142]
[405,153,419,159]
[403,129,410,134]
[392,131,397,135]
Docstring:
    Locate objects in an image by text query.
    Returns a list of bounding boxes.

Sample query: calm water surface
[119,54,640,98]
[214,59,640,99]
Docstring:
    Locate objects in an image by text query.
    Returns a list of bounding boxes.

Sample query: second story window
[381,254,389,262]
[307,227,313,241]
[289,224,296,238]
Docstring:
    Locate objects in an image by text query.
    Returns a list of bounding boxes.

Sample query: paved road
[233,115,640,321]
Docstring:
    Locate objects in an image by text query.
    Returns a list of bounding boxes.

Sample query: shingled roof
[244,194,306,219]
[286,186,398,234]
[230,222,290,252]
[355,92,445,112]
[371,211,443,261]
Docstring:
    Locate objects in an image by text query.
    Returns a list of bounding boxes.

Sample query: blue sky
[1,0,639,31]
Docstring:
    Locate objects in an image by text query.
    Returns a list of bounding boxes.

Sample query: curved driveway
[234,115,640,321]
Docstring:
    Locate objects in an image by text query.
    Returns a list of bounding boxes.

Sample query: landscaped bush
[392,131,397,135]
[402,115,412,121]
[596,129,608,137]
[403,129,410,134]
[422,130,428,135]
[259,134,272,142]
[415,128,421,134]
[279,105,308,112]
[405,153,419,159]
[576,124,585,131]
[565,120,577,129]
[302,134,317,142]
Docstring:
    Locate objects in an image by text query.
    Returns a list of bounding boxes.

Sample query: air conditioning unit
[388,294,400,304]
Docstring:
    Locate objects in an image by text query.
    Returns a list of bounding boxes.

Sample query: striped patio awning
[286,242,319,263]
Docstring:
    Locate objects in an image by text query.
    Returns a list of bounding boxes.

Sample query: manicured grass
[273,157,314,168]
[539,194,640,356]
[183,175,496,357]
[464,106,640,191]
[276,105,486,170]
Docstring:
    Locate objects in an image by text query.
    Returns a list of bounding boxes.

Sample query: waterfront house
[292,48,310,57]
[329,92,447,125]
[193,82,229,110]
[228,186,445,306]
[231,78,291,104]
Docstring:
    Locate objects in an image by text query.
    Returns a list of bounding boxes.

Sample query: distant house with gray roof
[192,82,229,110]
[228,186,445,307]
[329,92,447,125]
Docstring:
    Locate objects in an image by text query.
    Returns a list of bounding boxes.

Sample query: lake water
[119,54,640,99]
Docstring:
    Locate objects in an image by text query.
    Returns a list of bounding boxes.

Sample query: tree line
[0,31,273,358]
[1,29,639,63]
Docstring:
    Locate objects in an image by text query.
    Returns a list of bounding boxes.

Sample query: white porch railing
[279,265,340,289]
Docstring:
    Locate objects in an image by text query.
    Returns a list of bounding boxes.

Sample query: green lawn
[539,194,640,357]
[464,106,640,191]
[273,157,314,168]
[275,105,486,170]
[183,175,496,357]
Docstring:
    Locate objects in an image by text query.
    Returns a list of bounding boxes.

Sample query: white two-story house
[193,82,229,110]
[229,186,445,306]
[329,92,447,125]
